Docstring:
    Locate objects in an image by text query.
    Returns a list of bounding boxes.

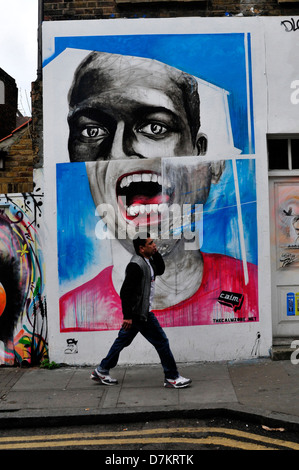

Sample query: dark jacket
[120,251,165,321]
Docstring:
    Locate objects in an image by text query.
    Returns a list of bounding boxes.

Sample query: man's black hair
[133,232,151,255]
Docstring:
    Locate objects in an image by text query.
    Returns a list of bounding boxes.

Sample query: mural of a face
[56,38,258,332]
[67,52,212,253]
[68,52,207,161]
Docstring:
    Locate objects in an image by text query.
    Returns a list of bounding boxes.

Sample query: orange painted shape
[0,283,6,316]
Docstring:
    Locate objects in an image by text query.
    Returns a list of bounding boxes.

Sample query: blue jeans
[98,312,179,380]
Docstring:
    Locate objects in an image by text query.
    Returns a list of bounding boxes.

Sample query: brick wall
[0,124,34,194]
[43,0,299,20]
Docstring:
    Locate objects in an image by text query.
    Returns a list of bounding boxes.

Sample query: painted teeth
[120,173,171,189]
[127,203,168,216]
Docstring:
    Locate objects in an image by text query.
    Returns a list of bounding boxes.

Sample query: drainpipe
[37,0,43,80]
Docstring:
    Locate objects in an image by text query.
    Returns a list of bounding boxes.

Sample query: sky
[0,0,39,117]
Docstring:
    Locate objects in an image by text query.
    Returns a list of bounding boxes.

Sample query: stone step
[270,345,294,360]
[271,337,299,361]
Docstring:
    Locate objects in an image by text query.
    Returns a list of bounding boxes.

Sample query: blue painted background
[45,33,254,155]
[51,31,257,286]
[57,160,257,284]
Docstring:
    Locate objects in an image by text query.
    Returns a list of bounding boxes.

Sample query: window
[0,151,6,170]
[268,136,299,171]
[0,81,4,104]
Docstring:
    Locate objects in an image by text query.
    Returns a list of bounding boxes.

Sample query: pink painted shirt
[59,252,258,332]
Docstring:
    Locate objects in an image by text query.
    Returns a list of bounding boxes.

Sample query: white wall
[263,17,299,134]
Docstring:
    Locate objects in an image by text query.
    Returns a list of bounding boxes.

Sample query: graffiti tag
[0,192,46,366]
[280,252,296,267]
[217,290,244,312]
[281,18,299,32]
[64,338,78,354]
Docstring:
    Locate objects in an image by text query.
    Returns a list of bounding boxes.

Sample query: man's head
[133,232,156,258]
[68,51,207,161]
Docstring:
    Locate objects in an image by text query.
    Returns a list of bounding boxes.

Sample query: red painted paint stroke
[59,253,259,332]
[0,282,6,316]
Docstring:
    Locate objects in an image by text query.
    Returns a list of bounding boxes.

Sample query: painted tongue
[129,194,169,205]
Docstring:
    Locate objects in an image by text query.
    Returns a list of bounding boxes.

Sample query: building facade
[2,1,299,366]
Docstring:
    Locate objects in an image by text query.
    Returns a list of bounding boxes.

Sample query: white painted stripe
[244,33,253,155]
[232,158,249,285]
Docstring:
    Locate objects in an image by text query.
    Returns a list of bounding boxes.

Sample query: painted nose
[108,121,136,160]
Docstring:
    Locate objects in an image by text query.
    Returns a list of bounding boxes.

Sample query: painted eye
[81,126,109,139]
[138,123,168,136]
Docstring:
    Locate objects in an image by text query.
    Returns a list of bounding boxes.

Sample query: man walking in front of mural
[91,232,192,388]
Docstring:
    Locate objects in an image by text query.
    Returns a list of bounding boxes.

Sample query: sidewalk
[1,358,299,430]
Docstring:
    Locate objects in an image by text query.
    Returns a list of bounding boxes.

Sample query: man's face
[68,54,203,161]
[140,237,157,259]
[69,53,210,254]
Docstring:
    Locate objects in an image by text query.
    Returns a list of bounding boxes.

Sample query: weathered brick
[43,0,299,18]
[0,123,34,194]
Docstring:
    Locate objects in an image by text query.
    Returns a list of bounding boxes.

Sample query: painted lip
[116,170,174,224]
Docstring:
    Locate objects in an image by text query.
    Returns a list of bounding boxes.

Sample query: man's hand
[122,319,132,330]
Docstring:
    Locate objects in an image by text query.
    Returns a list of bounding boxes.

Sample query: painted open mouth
[116,171,174,224]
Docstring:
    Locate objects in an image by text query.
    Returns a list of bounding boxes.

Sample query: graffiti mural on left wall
[0,184,47,366]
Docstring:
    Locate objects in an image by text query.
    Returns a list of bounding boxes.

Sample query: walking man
[91,233,192,388]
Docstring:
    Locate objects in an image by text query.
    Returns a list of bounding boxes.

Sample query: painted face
[68,53,205,161]
[87,156,212,254]
[69,53,210,254]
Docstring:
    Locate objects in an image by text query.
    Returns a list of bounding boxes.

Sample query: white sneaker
[90,368,118,385]
[164,375,192,388]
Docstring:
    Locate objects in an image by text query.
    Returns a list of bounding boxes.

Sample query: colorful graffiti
[0,184,47,365]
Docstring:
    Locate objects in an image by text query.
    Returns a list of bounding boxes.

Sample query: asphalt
[1,358,299,430]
